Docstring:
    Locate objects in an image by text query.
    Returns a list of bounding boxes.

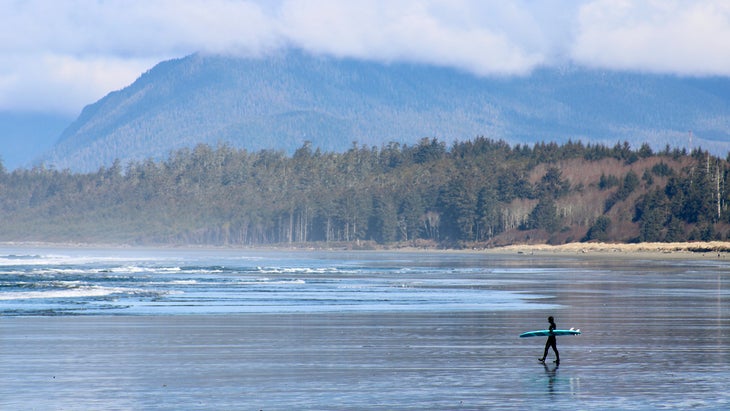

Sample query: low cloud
[0,0,729,115]
[276,0,549,75]
[571,0,730,75]
[0,53,155,114]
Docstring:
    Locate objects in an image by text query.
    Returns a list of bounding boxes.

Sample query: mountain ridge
[43,50,730,172]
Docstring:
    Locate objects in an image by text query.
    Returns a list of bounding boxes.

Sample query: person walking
[538,316,560,365]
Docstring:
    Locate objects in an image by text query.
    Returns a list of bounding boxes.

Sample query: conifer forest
[1,138,729,248]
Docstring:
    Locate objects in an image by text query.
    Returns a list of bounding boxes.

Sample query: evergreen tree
[584,216,611,242]
[526,197,560,233]
[475,186,500,240]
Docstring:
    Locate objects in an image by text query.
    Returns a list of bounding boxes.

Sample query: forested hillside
[2,138,729,248]
[42,51,730,172]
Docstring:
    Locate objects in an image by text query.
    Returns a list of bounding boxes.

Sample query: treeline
[1,137,729,247]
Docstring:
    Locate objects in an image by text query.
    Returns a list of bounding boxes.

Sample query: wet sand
[1,250,728,410]
[2,313,531,410]
[0,313,598,410]
[2,308,728,410]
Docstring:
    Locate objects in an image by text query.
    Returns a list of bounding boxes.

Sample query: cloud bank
[1,0,729,115]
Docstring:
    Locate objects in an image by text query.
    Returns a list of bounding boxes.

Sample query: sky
[1,0,730,116]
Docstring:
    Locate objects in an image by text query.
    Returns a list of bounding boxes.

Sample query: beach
[487,241,730,259]
[1,245,728,409]
[4,240,730,257]
[3,306,728,410]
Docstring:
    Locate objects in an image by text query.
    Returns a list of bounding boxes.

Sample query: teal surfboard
[519,328,581,338]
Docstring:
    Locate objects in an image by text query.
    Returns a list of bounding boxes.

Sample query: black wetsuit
[541,321,560,364]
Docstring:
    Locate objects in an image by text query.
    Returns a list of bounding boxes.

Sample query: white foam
[232,278,306,285]
[109,266,147,274]
[0,286,125,301]
[269,279,306,285]
[256,267,340,274]
[169,280,198,285]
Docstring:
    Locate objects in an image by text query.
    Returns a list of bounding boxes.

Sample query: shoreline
[2,240,730,259]
[486,241,730,259]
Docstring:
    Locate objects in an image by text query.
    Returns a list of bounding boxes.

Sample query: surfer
[538,316,560,365]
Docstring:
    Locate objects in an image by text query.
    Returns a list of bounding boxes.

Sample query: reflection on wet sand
[0,250,728,410]
[543,362,559,396]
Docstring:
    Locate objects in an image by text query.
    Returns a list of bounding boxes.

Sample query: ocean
[1,246,728,409]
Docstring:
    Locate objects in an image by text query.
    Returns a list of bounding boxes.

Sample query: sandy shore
[3,240,730,259]
[487,241,730,259]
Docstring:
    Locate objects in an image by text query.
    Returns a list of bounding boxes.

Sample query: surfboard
[519,328,581,338]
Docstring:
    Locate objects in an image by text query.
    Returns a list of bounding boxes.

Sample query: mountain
[43,50,730,172]
[0,111,73,170]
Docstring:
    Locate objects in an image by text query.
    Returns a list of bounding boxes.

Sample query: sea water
[0,246,728,410]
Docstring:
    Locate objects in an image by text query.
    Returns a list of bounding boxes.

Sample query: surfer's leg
[539,339,550,361]
[552,340,560,364]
